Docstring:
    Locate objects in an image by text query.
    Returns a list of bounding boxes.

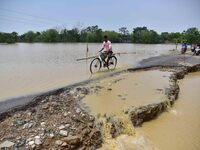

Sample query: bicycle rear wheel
[90,58,101,73]
[107,56,117,70]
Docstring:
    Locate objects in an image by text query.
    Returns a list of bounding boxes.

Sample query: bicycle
[90,51,117,73]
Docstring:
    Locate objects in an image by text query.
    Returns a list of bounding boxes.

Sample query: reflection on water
[83,70,171,116]
[0,43,177,101]
[139,72,200,150]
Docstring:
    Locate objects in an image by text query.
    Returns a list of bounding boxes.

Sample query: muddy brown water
[83,70,171,150]
[83,70,171,116]
[0,43,178,101]
[139,72,200,150]
[84,71,200,150]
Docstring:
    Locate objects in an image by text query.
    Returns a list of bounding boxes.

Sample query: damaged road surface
[0,54,200,150]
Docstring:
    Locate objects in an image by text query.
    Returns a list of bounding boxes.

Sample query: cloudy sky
[0,0,200,34]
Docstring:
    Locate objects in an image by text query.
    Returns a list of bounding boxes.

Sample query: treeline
[0,26,200,44]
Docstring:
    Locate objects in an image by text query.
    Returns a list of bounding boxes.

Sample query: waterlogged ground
[81,70,172,150]
[138,72,200,150]
[83,70,171,116]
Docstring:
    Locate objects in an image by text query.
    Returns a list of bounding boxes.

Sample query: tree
[132,27,147,43]
[11,32,18,42]
[118,27,130,42]
[41,29,59,42]
[132,27,160,44]
[168,32,181,43]
[83,26,103,42]
[183,27,200,44]
[0,32,17,43]
[103,31,119,43]
[24,31,37,42]
[160,32,170,43]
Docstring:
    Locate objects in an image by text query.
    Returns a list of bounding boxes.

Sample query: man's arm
[99,42,105,52]
[99,48,104,52]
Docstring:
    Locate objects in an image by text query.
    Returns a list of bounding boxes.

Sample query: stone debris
[0,140,15,149]
[59,130,68,136]
[58,125,65,130]
[55,140,63,145]
[23,122,33,129]
[28,141,34,146]
[34,138,42,145]
[0,87,102,149]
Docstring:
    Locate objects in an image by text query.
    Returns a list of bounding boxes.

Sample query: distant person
[191,43,197,52]
[181,42,187,54]
[99,35,113,66]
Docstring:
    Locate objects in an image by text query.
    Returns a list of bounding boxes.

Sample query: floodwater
[82,70,171,150]
[138,72,200,150]
[84,71,200,150]
[83,70,171,116]
[100,133,159,150]
[0,43,177,101]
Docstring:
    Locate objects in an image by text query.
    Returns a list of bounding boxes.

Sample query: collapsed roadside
[0,54,200,150]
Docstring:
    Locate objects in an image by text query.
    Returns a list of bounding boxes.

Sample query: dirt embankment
[0,54,200,149]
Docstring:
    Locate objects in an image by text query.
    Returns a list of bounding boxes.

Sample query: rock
[16,136,22,140]
[75,108,81,114]
[80,88,89,95]
[55,140,63,145]
[23,122,33,129]
[41,122,45,127]
[89,116,95,122]
[26,138,32,143]
[0,140,15,148]
[31,144,36,149]
[59,130,68,136]
[28,141,34,145]
[62,135,81,145]
[34,138,42,145]
[61,142,67,147]
[81,113,86,117]
[59,125,66,130]
[65,124,70,128]
[64,112,68,117]
[86,129,102,147]
[49,133,55,138]
[27,112,32,116]
[35,136,40,139]
[42,104,49,110]
[16,139,26,147]
[129,102,168,126]
[14,120,26,126]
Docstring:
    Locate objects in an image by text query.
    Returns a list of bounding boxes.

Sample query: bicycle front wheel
[107,56,117,70]
[90,58,101,73]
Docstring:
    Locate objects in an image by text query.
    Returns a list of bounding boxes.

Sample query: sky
[0,0,200,34]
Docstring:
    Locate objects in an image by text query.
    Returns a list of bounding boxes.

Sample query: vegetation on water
[0,26,200,44]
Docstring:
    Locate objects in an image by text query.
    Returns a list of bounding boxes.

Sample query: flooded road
[83,70,171,116]
[82,70,171,150]
[139,72,200,150]
[0,43,177,101]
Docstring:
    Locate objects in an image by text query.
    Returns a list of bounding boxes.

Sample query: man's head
[104,35,108,42]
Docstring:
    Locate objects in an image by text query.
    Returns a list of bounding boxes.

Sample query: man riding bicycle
[99,35,113,66]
